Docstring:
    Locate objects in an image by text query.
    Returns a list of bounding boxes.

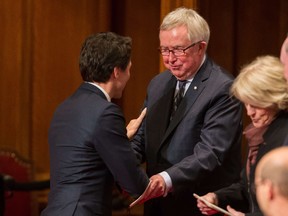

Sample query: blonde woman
[197,55,288,216]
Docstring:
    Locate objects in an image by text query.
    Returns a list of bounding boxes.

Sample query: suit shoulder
[202,57,232,77]
[150,70,172,82]
[210,62,234,81]
[147,70,173,90]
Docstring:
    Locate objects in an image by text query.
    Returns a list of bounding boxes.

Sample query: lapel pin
[194,86,197,90]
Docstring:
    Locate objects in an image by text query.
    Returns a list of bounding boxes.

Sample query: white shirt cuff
[159,171,172,197]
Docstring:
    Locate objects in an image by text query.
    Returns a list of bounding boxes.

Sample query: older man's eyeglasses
[159,41,203,56]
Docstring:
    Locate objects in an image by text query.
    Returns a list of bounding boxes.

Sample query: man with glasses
[131,7,243,216]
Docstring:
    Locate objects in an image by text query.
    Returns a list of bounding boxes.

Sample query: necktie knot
[178,80,187,89]
[177,80,187,98]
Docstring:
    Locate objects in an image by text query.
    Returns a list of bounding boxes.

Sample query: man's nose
[168,51,177,61]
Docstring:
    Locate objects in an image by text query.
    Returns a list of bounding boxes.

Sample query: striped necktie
[170,80,187,120]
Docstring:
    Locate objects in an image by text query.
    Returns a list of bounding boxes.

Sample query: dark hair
[79,32,132,82]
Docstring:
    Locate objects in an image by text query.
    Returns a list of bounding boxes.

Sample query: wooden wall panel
[110,0,161,121]
[32,0,111,174]
[160,0,197,20]
[235,0,286,67]
[0,0,33,158]
[199,0,288,76]
[198,0,236,75]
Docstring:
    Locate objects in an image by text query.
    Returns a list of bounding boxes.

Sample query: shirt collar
[86,82,111,102]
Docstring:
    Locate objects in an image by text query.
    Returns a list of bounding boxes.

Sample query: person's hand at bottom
[196,192,219,215]
[226,205,245,216]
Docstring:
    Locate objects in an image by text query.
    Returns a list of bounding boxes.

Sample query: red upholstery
[0,150,33,216]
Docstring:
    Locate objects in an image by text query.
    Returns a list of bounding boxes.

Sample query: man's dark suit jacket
[41,83,148,216]
[132,57,243,216]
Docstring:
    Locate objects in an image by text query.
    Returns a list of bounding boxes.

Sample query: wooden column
[0,0,33,159]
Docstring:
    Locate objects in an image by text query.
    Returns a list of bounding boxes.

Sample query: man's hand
[126,108,147,139]
[137,174,166,204]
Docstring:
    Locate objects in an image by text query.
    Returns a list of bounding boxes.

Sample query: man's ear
[266,180,275,200]
[112,67,120,79]
[197,41,207,54]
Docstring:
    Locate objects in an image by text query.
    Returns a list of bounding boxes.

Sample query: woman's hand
[196,192,219,215]
[226,205,245,216]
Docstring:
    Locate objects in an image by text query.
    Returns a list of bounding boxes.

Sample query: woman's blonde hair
[231,55,288,110]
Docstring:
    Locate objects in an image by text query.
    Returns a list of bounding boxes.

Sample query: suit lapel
[160,58,211,146]
[146,76,177,153]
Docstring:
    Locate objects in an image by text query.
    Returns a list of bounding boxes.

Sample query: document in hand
[129,180,152,208]
[193,193,233,216]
